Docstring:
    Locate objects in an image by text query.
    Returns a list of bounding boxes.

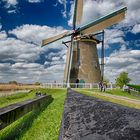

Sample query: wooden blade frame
[77,7,127,34]
[42,31,70,47]
[73,0,83,29]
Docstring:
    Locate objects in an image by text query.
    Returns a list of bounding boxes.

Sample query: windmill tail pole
[101,30,105,82]
[66,36,74,87]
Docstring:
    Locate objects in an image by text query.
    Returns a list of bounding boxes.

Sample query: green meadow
[0,89,66,140]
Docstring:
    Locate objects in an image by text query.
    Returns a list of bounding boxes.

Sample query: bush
[127,84,140,92]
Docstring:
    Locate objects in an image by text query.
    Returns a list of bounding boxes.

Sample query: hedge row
[127,84,140,92]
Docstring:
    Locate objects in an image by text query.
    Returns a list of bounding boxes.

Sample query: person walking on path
[103,82,107,92]
[76,79,79,88]
[99,82,103,92]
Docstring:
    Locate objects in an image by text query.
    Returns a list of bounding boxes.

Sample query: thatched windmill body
[42,0,127,85]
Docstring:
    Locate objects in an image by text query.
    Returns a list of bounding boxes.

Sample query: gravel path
[59,88,140,140]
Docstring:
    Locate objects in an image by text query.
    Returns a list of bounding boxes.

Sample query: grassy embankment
[76,89,140,109]
[0,89,66,140]
[0,91,35,108]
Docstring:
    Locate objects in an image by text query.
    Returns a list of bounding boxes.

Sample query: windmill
[42,0,127,86]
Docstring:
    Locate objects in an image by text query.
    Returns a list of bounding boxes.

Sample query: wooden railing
[42,83,114,89]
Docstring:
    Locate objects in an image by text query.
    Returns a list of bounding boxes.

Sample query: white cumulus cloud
[0,24,68,83]
[2,0,18,7]
[68,0,140,29]
[132,24,140,34]
[105,48,140,84]
[9,24,68,45]
[57,0,67,18]
[0,30,7,40]
[2,0,18,14]
[28,0,43,3]
[0,24,2,30]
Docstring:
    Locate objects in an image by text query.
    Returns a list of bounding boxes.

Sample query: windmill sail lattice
[42,31,70,46]
[73,0,83,27]
[78,7,127,34]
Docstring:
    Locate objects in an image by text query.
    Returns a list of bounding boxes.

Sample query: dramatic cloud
[132,24,140,34]
[68,1,74,26]
[105,29,125,48]
[0,24,67,83]
[28,0,43,3]
[0,24,2,30]
[96,28,125,50]
[2,0,18,7]
[57,0,67,18]
[0,61,65,83]
[2,0,43,6]
[7,9,16,13]
[9,24,67,45]
[105,48,140,84]
[0,62,45,83]
[0,37,41,62]
[122,0,140,26]
[2,0,43,14]
[68,0,140,28]
[68,0,117,26]
[2,0,18,14]
[0,30,7,40]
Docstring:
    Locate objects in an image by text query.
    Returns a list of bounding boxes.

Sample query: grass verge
[76,89,140,110]
[0,90,36,108]
[106,89,140,99]
[0,89,66,140]
[80,88,140,100]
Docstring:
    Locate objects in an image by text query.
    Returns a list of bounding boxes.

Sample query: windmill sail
[77,7,127,34]
[42,31,69,46]
[73,0,83,29]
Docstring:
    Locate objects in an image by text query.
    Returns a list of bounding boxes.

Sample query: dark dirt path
[59,88,140,140]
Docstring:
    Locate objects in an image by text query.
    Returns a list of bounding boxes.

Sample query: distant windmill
[42,0,127,86]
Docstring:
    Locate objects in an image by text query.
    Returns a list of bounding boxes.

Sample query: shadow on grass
[0,98,53,140]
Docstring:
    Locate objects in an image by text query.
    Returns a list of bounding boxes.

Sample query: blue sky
[0,0,140,84]
[0,0,70,30]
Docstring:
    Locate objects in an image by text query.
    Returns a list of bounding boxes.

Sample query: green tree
[115,72,131,88]
[103,76,109,84]
[9,81,18,85]
[35,82,41,85]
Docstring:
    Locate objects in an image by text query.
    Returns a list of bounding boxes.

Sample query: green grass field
[0,89,66,140]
